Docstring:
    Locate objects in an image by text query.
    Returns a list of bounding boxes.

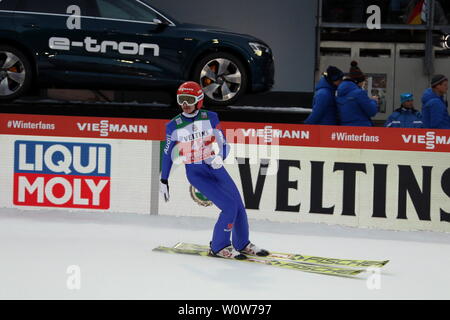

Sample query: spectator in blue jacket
[304,66,344,125]
[422,74,450,129]
[384,93,423,128]
[336,61,379,127]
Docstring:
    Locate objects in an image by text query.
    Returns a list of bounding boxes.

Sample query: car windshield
[138,0,180,25]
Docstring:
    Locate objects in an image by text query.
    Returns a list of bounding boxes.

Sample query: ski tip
[153,245,186,252]
[369,260,390,268]
[173,242,183,249]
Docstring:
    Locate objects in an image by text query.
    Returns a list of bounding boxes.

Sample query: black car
[0,0,274,106]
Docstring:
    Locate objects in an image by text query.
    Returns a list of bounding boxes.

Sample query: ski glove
[160,179,170,202]
[210,155,223,170]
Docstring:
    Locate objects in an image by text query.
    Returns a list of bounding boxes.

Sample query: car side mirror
[153,18,169,32]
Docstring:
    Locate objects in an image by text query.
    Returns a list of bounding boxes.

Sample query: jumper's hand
[210,155,224,170]
[160,179,170,202]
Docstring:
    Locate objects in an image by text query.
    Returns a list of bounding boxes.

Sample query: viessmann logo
[13,141,111,209]
[236,126,310,143]
[77,120,148,137]
[49,37,160,56]
[402,132,450,150]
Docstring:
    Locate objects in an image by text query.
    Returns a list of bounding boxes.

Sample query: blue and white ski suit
[161,110,250,253]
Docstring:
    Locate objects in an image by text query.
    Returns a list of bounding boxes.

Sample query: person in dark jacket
[421,74,450,129]
[336,61,379,127]
[304,66,344,125]
[384,93,423,128]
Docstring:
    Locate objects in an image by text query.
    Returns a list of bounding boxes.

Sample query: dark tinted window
[94,0,158,22]
[16,0,93,15]
[322,0,449,25]
[435,0,449,26]
[0,0,18,10]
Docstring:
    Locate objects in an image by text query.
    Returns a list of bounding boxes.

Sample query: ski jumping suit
[161,110,250,253]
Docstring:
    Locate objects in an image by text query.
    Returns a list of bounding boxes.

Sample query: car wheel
[0,46,33,101]
[193,52,247,106]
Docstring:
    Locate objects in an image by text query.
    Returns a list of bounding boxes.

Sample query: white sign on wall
[0,135,154,214]
[160,144,450,233]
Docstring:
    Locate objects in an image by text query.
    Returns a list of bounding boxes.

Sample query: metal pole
[316,0,323,80]
[424,0,436,76]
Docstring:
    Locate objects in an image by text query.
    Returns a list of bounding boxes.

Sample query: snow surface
[1,208,450,300]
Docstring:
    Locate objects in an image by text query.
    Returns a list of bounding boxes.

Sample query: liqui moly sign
[13,141,111,209]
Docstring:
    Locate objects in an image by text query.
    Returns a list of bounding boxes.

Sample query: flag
[407,0,425,24]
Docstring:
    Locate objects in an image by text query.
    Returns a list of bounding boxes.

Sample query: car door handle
[23,23,40,29]
[103,29,118,35]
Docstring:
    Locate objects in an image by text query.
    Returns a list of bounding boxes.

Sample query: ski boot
[240,242,270,257]
[209,245,247,260]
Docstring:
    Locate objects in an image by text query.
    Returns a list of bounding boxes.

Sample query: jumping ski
[152,245,366,277]
[173,242,390,268]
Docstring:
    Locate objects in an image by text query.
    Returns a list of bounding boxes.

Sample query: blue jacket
[421,88,450,129]
[304,77,338,125]
[336,80,378,127]
[384,107,423,128]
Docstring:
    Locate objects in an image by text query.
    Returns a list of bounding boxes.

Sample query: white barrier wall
[1,114,449,233]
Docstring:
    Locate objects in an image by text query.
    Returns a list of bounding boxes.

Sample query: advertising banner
[220,122,450,153]
[0,135,155,214]
[0,113,166,140]
[160,144,450,232]
[2,114,449,152]
[13,140,112,209]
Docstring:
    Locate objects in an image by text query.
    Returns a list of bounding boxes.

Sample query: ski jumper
[161,110,250,253]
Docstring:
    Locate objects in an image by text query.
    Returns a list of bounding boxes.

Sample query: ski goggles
[177,94,204,106]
